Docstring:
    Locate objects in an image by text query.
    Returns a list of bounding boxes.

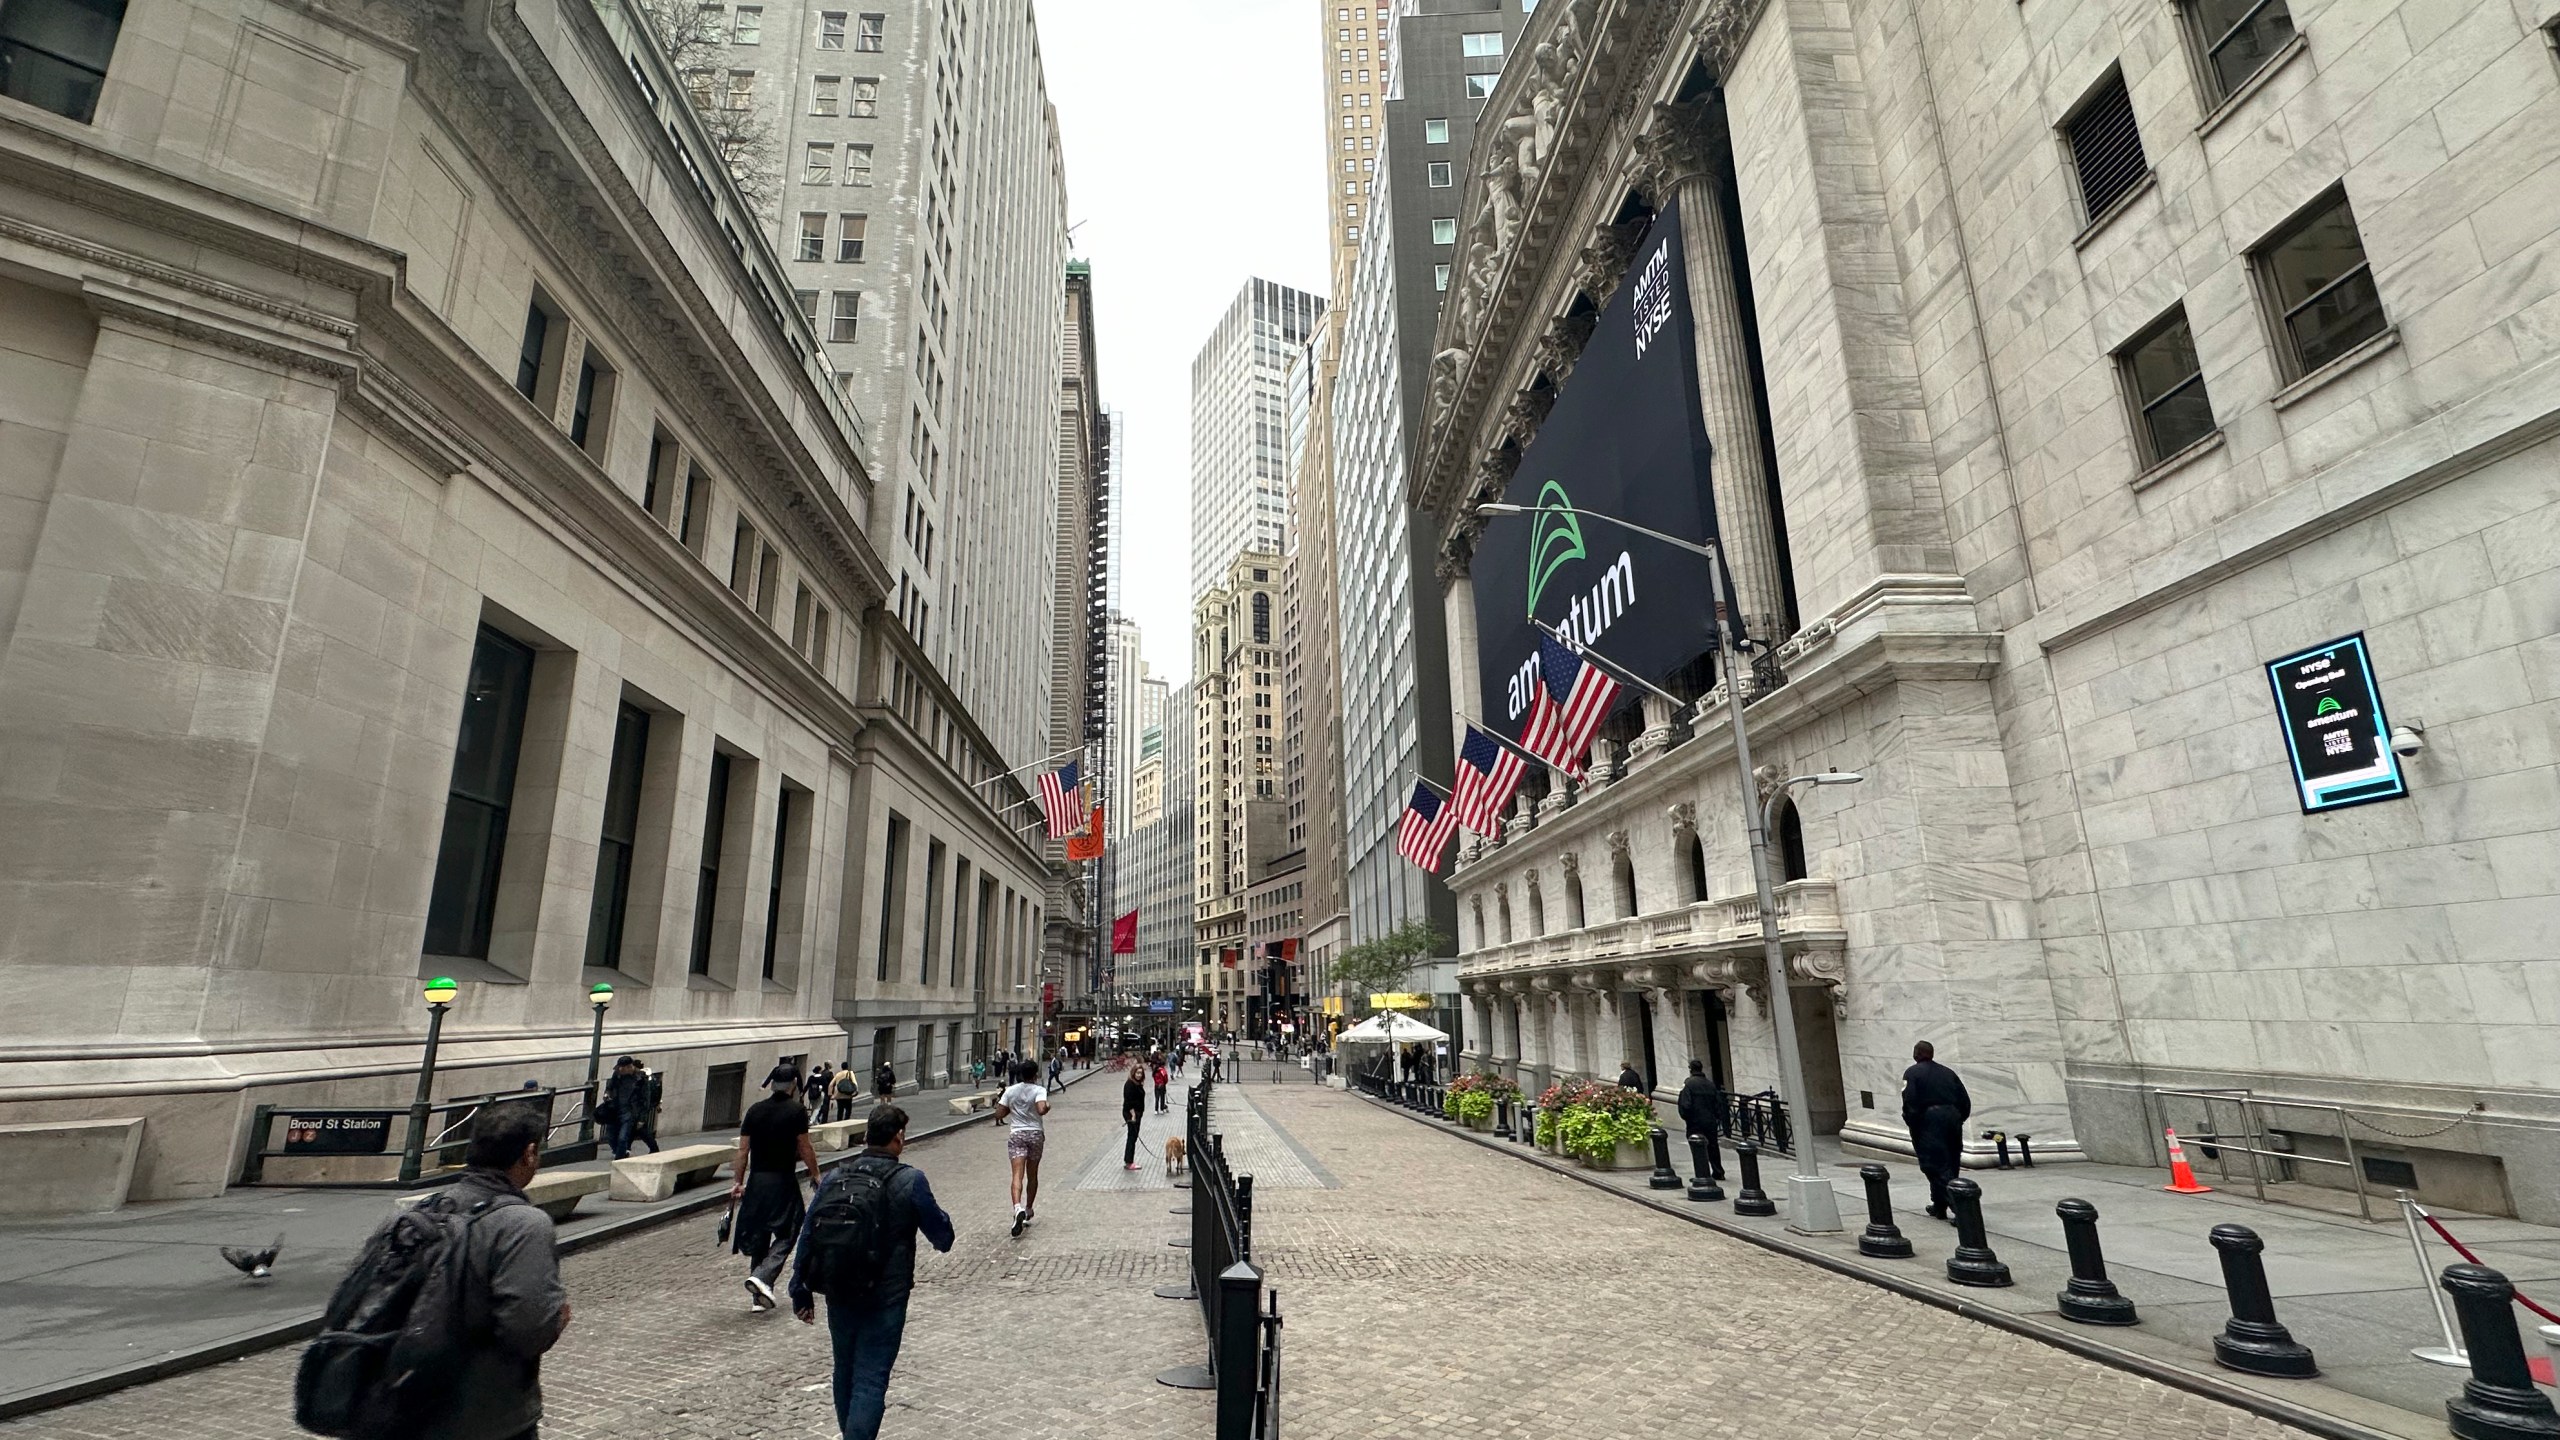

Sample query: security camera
[2389,723,2425,758]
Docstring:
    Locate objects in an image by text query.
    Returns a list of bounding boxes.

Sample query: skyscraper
[1104,614,1149,841]
[1321,1,1395,296]
[1189,279,1324,599]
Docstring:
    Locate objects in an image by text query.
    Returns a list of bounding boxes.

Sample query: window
[837,212,867,261]
[1434,263,1451,292]
[875,811,908,980]
[2118,305,2215,464]
[2064,69,2148,223]
[2185,0,2294,104]
[819,10,845,48]
[678,466,709,551]
[1460,31,1503,57]
[570,346,612,455]
[796,212,825,261]
[644,430,673,520]
[425,627,536,959]
[0,0,125,123]
[854,12,883,50]
[723,69,753,110]
[584,703,651,970]
[794,288,818,329]
[755,541,780,619]
[1431,217,1456,245]
[2256,188,2387,377]
[830,290,861,343]
[1465,73,1496,99]
[803,143,832,184]
[845,142,873,185]
[1426,161,1452,187]
[811,75,839,114]
[762,786,794,981]
[689,751,737,975]
[920,839,944,983]
[730,5,760,42]
[514,295,556,400]
[850,77,878,116]
[731,518,758,597]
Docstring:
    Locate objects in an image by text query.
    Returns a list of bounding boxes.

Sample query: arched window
[1566,870,1586,929]
[1471,896,1486,951]
[1685,834,1709,904]
[1251,592,1271,643]
[1497,888,1513,944]
[1613,850,1637,918]
[1528,883,1546,937]
[1776,799,1809,882]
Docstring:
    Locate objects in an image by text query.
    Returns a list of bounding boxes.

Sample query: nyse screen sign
[2265,634,2407,813]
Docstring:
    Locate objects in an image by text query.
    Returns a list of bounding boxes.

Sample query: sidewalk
[1360,1092,2560,1440]
[0,1065,1103,1419]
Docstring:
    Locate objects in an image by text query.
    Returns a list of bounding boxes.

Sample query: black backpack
[293,1192,523,1438]
[804,1158,906,1296]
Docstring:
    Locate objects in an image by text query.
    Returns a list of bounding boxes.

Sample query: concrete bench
[811,1119,862,1152]
[946,1090,1002,1117]
[608,1143,730,1203]
[399,1167,609,1223]
[0,1118,143,1215]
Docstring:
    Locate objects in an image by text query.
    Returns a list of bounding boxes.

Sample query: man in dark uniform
[1674,1059,1726,1181]
[1900,1040,1972,1221]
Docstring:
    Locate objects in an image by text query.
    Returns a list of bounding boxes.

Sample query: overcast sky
[1036,0,1331,686]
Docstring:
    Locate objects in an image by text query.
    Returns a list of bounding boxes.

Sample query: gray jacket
[421,1168,568,1440]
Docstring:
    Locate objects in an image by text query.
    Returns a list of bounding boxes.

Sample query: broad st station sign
[2264,633,2408,814]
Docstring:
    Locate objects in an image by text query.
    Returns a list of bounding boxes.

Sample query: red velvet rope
[2421,1211,2560,1324]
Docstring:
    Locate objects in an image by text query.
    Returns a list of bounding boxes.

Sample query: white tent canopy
[1338,1013,1450,1045]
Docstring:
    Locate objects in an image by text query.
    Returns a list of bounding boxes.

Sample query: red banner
[1111,908,1138,954]
[1282,937,1299,960]
[1065,806,1106,861]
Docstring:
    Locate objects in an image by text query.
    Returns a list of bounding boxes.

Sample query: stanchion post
[1732,1141,1777,1217]
[1686,1134,1726,1203]
[1647,1127,1682,1190]
[2403,1193,2470,1367]
[2209,1224,2318,1377]
[1944,1178,2013,1287]
[1214,1261,1264,1440]
[2439,1265,2560,1440]
[1856,1164,1911,1259]
[2055,1199,2136,1324]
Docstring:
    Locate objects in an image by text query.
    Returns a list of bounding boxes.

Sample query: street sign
[1369,992,1429,1011]
[2265,633,2408,813]
[1148,998,1175,1013]
[281,1112,394,1155]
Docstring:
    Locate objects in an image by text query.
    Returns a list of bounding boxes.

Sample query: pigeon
[220,1233,284,1281]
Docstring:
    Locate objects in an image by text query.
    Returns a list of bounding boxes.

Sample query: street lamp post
[399,976,459,1184]
[579,982,614,1146]
[1477,499,1864,1232]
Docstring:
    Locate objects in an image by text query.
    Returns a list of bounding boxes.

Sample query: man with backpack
[831,1064,862,1122]
[296,1105,568,1440]
[790,1105,954,1440]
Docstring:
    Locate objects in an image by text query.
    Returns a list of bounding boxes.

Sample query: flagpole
[1405,772,1455,799]
[1457,718,1549,771]
[976,744,1093,790]
[1530,619,1685,709]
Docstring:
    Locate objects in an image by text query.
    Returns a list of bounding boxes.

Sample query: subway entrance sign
[2265,633,2407,813]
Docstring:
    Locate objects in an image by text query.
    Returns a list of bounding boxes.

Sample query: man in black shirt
[732,1082,822,1309]
[1120,1065,1147,1172]
[1674,1059,1726,1181]
[1901,1040,1972,1221]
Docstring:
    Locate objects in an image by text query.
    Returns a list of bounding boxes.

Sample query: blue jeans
[825,1293,910,1439]
[610,1114,654,1159]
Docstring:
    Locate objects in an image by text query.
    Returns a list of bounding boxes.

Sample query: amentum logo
[1526,479,1585,614]
[1632,239,1674,359]
[1508,480,1637,721]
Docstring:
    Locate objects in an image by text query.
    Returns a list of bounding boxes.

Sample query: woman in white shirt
[996,1059,1052,1237]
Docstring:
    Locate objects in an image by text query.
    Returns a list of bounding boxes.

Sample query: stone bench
[400,1167,609,1223]
[608,1143,730,1203]
[0,1118,144,1215]
[811,1119,861,1153]
[946,1090,1002,1117]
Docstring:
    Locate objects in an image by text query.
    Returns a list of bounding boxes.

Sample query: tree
[1327,919,1448,1014]
[634,0,782,216]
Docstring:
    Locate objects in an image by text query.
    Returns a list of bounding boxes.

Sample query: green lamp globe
[589,981,615,1009]
[421,976,459,1006]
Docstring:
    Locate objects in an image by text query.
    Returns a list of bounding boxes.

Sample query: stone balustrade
[1458,878,1843,979]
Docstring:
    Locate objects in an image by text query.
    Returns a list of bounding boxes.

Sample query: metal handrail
[2150,1086,2377,1222]
[241,1085,597,1187]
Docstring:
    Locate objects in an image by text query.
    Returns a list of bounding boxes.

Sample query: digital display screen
[2264,633,2407,813]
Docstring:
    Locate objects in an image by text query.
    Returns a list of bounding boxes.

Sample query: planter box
[1578,1140,1654,1172]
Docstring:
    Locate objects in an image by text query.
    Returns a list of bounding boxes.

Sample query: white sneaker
[1010,1206,1026,1238]
[745,1275,775,1309]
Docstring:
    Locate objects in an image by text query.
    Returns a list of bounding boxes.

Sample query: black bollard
[2440,1264,2560,1440]
[1647,1126,1682,1190]
[1983,1130,2012,1170]
[1944,1177,2012,1287]
[2054,1199,2137,1325]
[1685,1134,1726,1202]
[1857,1164,1913,1259]
[2208,1224,2317,1377]
[2017,1133,2035,1168]
[1495,1098,1514,1141]
[1732,1141,1778,1217]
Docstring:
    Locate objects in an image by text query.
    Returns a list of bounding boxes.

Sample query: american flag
[1037,761,1083,838]
[1518,631,1622,778]
[1394,783,1460,873]
[1451,724,1525,837]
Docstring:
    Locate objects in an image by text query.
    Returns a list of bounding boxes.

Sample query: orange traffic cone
[2163,1127,2214,1194]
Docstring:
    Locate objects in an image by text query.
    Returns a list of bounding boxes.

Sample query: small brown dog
[1163,1135,1188,1176]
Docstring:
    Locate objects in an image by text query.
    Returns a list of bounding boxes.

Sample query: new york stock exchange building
[1426,0,2560,1222]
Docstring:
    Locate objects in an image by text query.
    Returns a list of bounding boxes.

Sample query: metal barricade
[2149,1086,2379,1222]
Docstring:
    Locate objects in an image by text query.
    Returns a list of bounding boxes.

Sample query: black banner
[1474,198,1724,730]
[2264,633,2407,813]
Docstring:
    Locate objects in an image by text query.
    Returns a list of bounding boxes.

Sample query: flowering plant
[1440,1071,1522,1125]
[1543,1082,1656,1164]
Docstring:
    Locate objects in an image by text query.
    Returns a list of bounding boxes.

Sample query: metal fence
[240,1085,597,1187]
[1174,1071,1284,1439]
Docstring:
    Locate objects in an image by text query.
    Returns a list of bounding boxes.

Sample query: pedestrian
[789,1105,954,1440]
[1674,1058,1726,1181]
[1151,1057,1170,1114]
[301,1104,569,1439]
[1120,1061,1148,1172]
[731,1074,824,1310]
[996,1059,1051,1237]
[831,1065,861,1123]
[1901,1040,1972,1222]
[1047,1051,1063,1089]
[603,1055,657,1160]
[804,1063,832,1117]
[1617,1058,1646,1094]
[765,1055,801,1095]
[874,1058,895,1099]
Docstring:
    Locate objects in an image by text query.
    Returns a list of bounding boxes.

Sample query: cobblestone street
[7,1068,2334,1440]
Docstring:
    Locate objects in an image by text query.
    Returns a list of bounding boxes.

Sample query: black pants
[1154,1085,1167,1112]
[1123,1117,1142,1165]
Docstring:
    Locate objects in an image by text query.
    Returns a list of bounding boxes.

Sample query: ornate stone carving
[1575,219,1646,307]
[1667,800,1698,836]
[1692,0,1781,80]
[1791,947,1849,1020]
[1559,850,1581,880]
[1427,347,1468,425]
[1629,97,1728,209]
[1532,314,1586,388]
[1605,829,1631,859]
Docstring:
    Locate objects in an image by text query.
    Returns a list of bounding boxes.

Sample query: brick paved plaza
[10,1072,2319,1439]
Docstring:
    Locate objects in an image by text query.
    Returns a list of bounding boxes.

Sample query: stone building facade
[0,0,1046,1197]
[1194,551,1289,1032]
[1428,0,2560,1221]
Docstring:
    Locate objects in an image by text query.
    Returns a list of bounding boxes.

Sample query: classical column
[1441,562,1481,753]
[1629,694,1678,765]
[1638,100,1788,644]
